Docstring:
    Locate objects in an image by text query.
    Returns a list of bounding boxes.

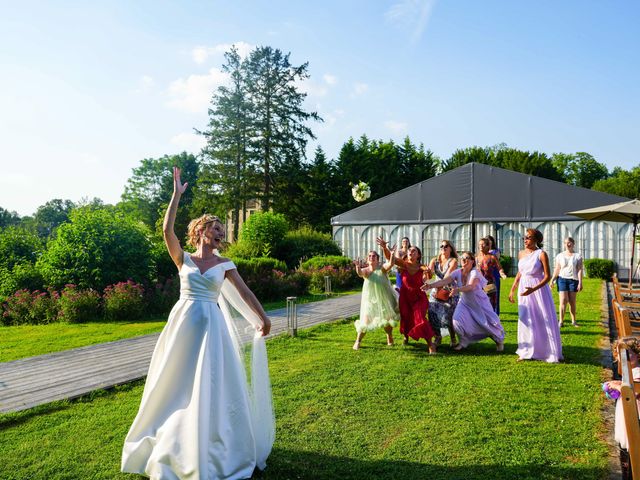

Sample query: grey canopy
[331,162,629,226]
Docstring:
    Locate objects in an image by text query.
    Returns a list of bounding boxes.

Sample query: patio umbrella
[567,199,640,288]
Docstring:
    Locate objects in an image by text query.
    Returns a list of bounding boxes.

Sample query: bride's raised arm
[163,166,188,269]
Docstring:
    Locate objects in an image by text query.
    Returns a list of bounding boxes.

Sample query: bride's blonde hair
[187,214,221,248]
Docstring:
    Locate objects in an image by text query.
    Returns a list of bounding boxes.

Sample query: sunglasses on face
[461,256,472,261]
[440,245,449,249]
[524,236,534,240]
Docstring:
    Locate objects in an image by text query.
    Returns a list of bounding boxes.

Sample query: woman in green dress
[353,250,400,350]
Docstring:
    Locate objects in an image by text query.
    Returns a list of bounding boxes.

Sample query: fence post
[324,275,332,296]
[286,296,298,337]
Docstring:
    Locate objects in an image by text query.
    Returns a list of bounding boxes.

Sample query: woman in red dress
[377,237,436,353]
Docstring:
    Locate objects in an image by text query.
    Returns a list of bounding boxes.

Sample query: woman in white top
[550,237,583,327]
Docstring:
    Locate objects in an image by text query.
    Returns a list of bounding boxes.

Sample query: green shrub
[222,240,254,259]
[1,289,59,326]
[0,262,46,298]
[499,255,513,276]
[37,207,153,291]
[150,241,177,284]
[230,257,307,301]
[58,284,102,323]
[583,258,615,280]
[306,265,360,294]
[103,280,145,321]
[145,277,181,316]
[237,212,288,257]
[0,226,43,270]
[232,257,288,276]
[299,256,360,294]
[274,227,342,268]
[300,255,353,271]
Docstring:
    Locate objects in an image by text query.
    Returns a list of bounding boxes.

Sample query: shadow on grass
[267,449,604,480]
[299,330,605,367]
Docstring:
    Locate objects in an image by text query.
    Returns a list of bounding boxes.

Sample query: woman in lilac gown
[509,228,563,363]
[423,251,505,352]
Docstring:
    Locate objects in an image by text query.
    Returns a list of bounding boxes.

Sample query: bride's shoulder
[216,256,236,270]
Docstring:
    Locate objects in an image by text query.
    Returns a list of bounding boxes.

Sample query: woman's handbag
[435,287,451,302]
[483,283,497,295]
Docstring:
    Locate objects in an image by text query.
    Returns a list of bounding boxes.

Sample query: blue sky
[1,0,638,216]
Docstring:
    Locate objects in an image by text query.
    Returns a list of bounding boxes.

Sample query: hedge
[583,258,615,280]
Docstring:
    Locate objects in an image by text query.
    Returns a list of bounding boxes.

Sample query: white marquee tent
[331,163,634,277]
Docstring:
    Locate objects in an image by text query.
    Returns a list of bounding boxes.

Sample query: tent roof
[331,162,629,226]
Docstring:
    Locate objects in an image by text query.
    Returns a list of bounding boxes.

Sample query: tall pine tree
[243,46,322,211]
[197,46,258,240]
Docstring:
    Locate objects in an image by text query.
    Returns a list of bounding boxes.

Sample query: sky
[1,0,638,217]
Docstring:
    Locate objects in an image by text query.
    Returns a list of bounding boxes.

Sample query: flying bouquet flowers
[351,181,371,202]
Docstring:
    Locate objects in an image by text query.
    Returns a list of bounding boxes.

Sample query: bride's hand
[258,319,271,336]
[173,166,188,195]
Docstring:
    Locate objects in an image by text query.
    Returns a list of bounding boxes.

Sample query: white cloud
[191,41,254,64]
[384,120,408,134]
[166,68,228,113]
[352,82,369,97]
[170,132,207,153]
[133,75,155,93]
[323,74,338,86]
[386,0,437,42]
[140,75,155,89]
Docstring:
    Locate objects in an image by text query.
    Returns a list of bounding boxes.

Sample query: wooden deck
[0,293,361,414]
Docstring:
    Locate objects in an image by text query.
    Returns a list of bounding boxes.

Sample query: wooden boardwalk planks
[0,294,360,413]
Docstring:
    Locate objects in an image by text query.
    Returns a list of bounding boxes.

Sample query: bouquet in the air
[351,181,371,202]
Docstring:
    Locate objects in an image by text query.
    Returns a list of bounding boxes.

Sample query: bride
[121,167,274,479]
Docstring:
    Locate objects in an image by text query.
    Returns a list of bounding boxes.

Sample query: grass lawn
[0,278,609,479]
[0,292,356,363]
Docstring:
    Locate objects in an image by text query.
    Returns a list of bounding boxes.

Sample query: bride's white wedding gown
[122,253,274,480]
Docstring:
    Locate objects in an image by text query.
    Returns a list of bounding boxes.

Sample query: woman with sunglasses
[423,252,505,352]
[426,240,459,348]
[377,237,437,354]
[508,228,563,363]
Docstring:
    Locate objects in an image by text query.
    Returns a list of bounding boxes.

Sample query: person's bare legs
[448,324,458,347]
[568,291,579,326]
[353,331,366,350]
[384,325,394,345]
[558,291,568,327]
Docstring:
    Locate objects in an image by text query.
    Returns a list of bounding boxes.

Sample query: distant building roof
[331,162,629,226]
